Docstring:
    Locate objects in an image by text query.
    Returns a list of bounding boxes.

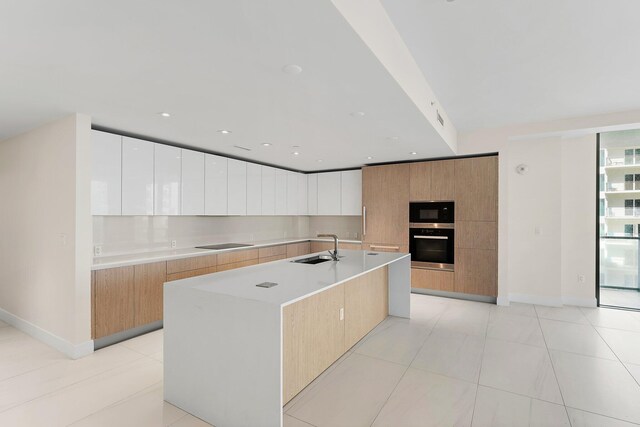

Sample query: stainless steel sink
[291,255,334,265]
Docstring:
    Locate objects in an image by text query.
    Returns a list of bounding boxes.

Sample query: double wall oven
[409,201,455,271]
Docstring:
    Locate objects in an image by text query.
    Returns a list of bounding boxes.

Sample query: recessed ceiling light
[367,156,373,160]
[317,159,323,162]
[158,112,171,117]
[217,129,232,134]
[410,152,417,155]
[386,136,399,141]
[292,151,300,156]
[350,111,365,117]
[282,64,303,75]
[262,143,271,147]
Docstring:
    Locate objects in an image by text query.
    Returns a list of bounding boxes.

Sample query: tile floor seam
[534,308,572,425]
[0,355,157,419]
[592,323,640,390]
[470,301,491,424]
[0,356,62,386]
[564,404,640,426]
[476,383,568,407]
[287,413,318,427]
[167,413,189,426]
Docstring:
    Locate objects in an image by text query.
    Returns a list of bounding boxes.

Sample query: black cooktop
[195,243,254,250]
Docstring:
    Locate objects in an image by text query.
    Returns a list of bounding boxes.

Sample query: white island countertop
[166,249,409,307]
[91,237,362,270]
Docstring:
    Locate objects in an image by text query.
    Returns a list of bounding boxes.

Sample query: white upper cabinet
[246,163,262,216]
[91,130,121,215]
[298,174,308,215]
[317,172,341,215]
[275,168,287,215]
[286,171,298,215]
[261,166,275,215]
[154,144,182,216]
[205,154,228,215]
[181,149,205,216]
[340,170,362,216]
[122,137,154,215]
[307,174,318,215]
[227,159,247,216]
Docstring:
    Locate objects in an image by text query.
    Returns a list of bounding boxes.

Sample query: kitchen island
[163,249,410,427]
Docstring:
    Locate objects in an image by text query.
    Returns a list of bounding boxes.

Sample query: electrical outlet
[94,245,102,256]
[171,240,177,249]
[577,274,586,283]
[534,226,542,235]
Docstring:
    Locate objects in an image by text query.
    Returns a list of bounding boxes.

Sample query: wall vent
[437,110,444,127]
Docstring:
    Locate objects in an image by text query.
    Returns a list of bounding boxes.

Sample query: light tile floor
[600,288,640,311]
[1,295,640,426]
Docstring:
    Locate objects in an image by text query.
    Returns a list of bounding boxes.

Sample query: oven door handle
[413,235,448,240]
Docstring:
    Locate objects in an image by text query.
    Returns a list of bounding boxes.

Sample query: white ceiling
[0,0,454,171]
[381,0,640,133]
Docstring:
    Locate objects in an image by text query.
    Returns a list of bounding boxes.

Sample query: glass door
[598,129,640,310]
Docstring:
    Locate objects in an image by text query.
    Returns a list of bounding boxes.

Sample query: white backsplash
[93,215,361,256]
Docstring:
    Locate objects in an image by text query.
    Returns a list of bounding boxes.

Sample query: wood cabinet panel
[283,284,345,404]
[344,266,388,349]
[166,254,217,274]
[454,248,497,296]
[409,162,432,201]
[455,221,497,250]
[258,245,286,258]
[217,248,259,265]
[134,262,167,327]
[363,243,409,253]
[411,268,454,292]
[258,254,286,264]
[311,241,362,253]
[92,266,135,339]
[362,164,409,246]
[216,259,259,272]
[454,156,498,222]
[166,266,217,282]
[286,242,311,258]
[430,160,455,201]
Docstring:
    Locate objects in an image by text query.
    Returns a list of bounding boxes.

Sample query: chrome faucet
[317,234,339,261]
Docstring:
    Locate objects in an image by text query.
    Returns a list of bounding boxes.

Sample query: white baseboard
[508,293,563,307]
[0,307,93,359]
[496,295,509,306]
[562,296,598,308]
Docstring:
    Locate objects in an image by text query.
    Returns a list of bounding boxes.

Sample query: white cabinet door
[227,159,247,216]
[261,166,275,215]
[286,171,298,215]
[275,169,287,215]
[246,163,262,216]
[154,144,182,215]
[181,149,205,215]
[298,174,308,215]
[122,137,154,215]
[91,130,121,215]
[205,154,228,215]
[317,172,341,215]
[340,169,362,216]
[307,173,318,215]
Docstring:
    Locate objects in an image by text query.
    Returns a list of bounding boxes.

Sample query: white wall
[0,114,93,357]
[457,109,640,306]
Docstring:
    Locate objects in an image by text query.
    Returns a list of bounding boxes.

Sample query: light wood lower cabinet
[166,254,217,275]
[454,248,497,296]
[217,248,259,265]
[411,268,454,292]
[217,259,259,272]
[310,241,362,253]
[283,283,345,404]
[363,243,409,253]
[167,266,217,281]
[344,266,388,349]
[92,266,135,339]
[286,242,311,258]
[258,254,287,264]
[134,261,167,327]
[282,266,388,404]
[258,245,286,259]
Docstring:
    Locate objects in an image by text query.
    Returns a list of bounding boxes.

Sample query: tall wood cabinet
[362,164,410,248]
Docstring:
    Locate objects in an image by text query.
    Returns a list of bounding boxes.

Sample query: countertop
[165,249,409,307]
[92,237,363,270]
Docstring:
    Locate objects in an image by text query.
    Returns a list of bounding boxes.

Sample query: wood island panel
[283,283,345,404]
[92,266,135,339]
[134,261,167,326]
[344,266,388,349]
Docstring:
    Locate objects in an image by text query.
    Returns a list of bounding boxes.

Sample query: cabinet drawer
[217,248,259,265]
[258,245,286,258]
[259,254,287,264]
[167,266,217,281]
[217,258,259,272]
[363,243,409,253]
[411,268,454,292]
[167,254,217,274]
